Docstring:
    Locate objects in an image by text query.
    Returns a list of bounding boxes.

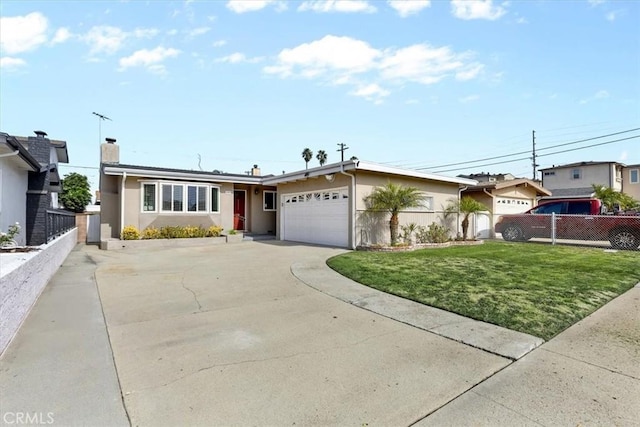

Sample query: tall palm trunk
[461,215,470,240]
[390,213,400,245]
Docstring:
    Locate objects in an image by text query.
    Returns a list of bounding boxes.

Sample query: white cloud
[451,0,507,20]
[579,89,609,104]
[0,12,48,54]
[264,35,483,103]
[380,44,481,85]
[226,0,286,13]
[606,10,619,21]
[215,52,263,63]
[459,94,480,103]
[167,29,179,36]
[587,0,605,6]
[405,99,420,105]
[51,27,72,45]
[0,56,27,70]
[619,150,628,161]
[264,35,381,78]
[350,83,390,104]
[189,27,211,37]
[83,25,158,56]
[298,0,376,13]
[387,0,431,17]
[118,46,181,73]
[213,39,227,47]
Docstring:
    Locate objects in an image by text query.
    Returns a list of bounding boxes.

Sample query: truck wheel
[609,229,640,250]
[502,225,524,242]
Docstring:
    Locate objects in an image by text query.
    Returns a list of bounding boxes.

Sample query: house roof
[15,136,69,164]
[262,160,478,186]
[539,161,622,171]
[540,187,596,199]
[0,132,46,172]
[102,163,267,185]
[464,178,552,196]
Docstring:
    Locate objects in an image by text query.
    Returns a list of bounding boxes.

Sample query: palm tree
[302,148,313,169]
[446,196,487,240]
[592,184,639,211]
[316,150,327,166]
[365,182,424,245]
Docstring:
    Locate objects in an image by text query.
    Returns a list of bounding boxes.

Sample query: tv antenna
[92,112,112,144]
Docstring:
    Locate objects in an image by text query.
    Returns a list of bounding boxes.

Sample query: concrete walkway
[1,242,638,426]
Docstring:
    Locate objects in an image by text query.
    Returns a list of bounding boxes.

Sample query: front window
[142,183,156,212]
[532,202,564,214]
[211,187,220,213]
[630,169,639,184]
[264,191,277,211]
[187,185,208,212]
[571,168,582,180]
[161,184,184,212]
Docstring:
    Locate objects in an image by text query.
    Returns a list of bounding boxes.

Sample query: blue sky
[1,0,638,194]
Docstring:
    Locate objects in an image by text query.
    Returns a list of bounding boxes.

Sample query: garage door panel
[282,189,349,247]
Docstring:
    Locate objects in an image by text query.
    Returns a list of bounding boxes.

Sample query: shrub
[0,222,21,247]
[400,222,419,244]
[416,223,450,244]
[141,227,162,240]
[207,225,223,237]
[228,229,238,235]
[121,225,140,240]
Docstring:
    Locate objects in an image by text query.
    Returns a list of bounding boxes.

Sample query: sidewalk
[0,245,129,426]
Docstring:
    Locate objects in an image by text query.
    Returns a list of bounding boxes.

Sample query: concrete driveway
[92,242,510,426]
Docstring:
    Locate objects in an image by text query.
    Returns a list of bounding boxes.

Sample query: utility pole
[337,142,349,162]
[531,130,539,181]
[92,112,112,144]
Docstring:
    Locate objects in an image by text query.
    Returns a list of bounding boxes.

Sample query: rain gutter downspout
[339,163,357,250]
[483,188,495,238]
[120,171,127,237]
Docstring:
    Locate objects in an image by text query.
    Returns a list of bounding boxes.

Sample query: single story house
[462,178,551,238]
[99,140,476,249]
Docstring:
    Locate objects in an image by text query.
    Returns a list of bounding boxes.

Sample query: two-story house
[539,161,637,199]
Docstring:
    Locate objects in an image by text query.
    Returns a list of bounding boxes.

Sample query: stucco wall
[622,165,640,200]
[248,186,276,234]
[543,163,619,191]
[0,228,77,355]
[100,174,120,239]
[0,159,28,246]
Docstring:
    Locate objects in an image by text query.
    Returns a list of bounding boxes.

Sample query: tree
[302,148,313,169]
[592,184,639,211]
[316,150,327,166]
[60,172,92,213]
[365,182,425,245]
[446,196,487,240]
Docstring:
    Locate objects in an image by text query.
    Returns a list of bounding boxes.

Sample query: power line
[417,127,639,171]
[431,135,639,173]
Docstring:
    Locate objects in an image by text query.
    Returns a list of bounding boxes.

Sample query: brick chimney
[101,137,119,164]
[25,131,52,245]
[251,164,261,176]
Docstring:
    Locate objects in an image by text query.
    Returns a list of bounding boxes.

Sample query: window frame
[210,186,220,213]
[263,190,277,211]
[187,184,208,212]
[630,169,639,184]
[570,168,582,180]
[404,194,435,212]
[141,182,157,213]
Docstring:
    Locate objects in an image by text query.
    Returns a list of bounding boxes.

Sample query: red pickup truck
[495,198,640,250]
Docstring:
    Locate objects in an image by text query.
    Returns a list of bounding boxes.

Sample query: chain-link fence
[495,212,640,251]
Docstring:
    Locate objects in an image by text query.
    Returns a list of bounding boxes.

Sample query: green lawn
[326,241,640,340]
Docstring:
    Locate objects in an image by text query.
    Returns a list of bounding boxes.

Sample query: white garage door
[282,188,349,247]
[495,197,533,215]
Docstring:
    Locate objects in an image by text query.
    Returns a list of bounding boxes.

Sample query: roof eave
[103,165,263,184]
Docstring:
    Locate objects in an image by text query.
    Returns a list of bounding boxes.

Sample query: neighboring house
[99,140,477,248]
[621,163,640,200]
[458,172,517,183]
[540,161,624,199]
[0,131,70,246]
[463,178,552,238]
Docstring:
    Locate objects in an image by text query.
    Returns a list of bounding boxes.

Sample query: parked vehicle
[495,198,640,249]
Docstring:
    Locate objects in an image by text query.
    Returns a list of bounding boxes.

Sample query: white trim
[263,160,477,186]
[140,182,158,213]
[104,166,261,185]
[210,186,220,213]
[630,168,639,184]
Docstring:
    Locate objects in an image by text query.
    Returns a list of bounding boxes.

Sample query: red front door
[233,190,246,231]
